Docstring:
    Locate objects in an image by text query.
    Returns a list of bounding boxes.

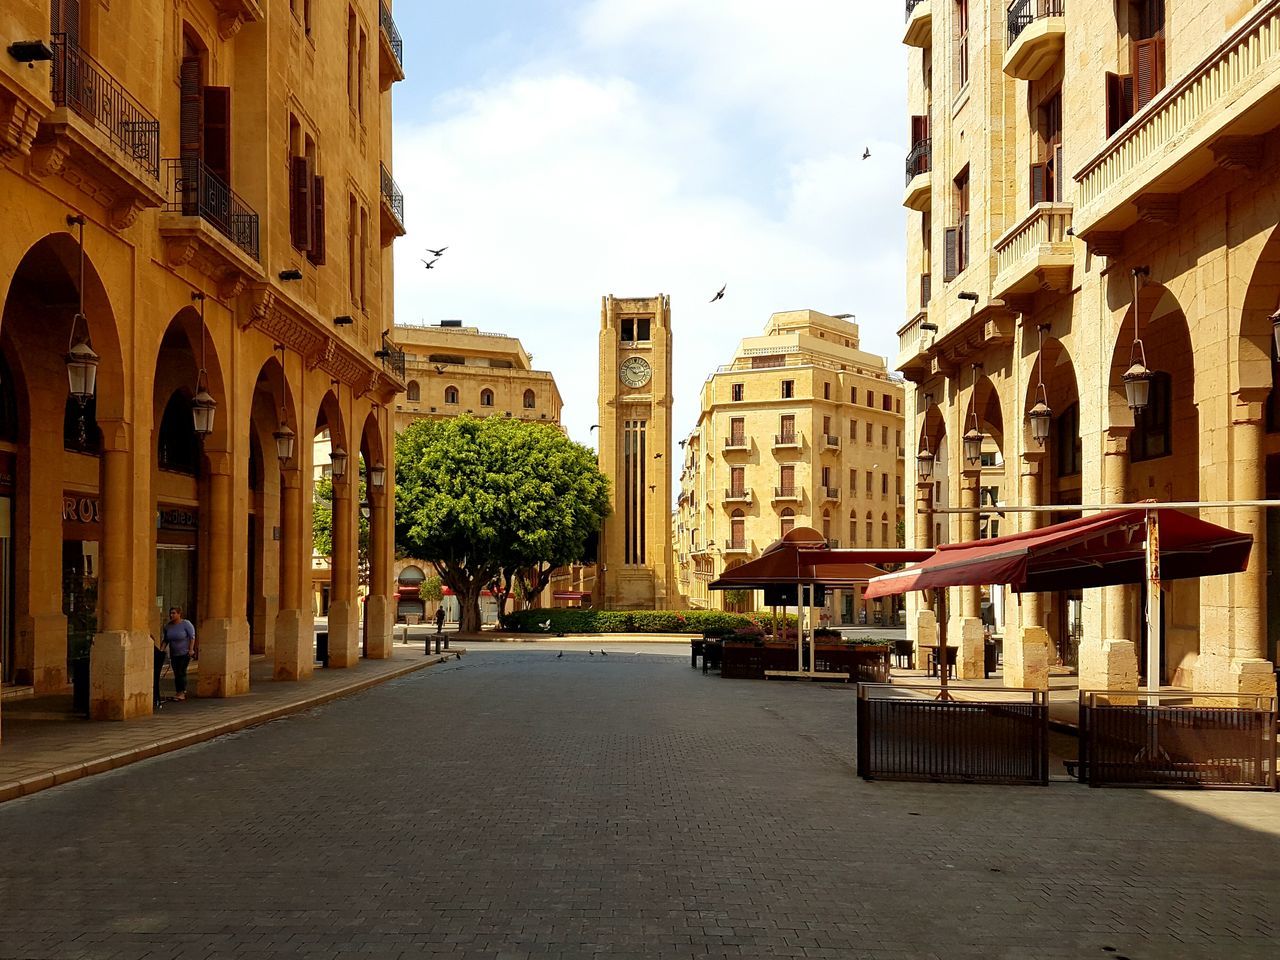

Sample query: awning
[708,527,932,591]
[863,508,1253,599]
[552,591,592,601]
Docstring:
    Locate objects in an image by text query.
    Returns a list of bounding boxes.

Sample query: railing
[723,435,748,449]
[723,488,752,503]
[50,34,160,178]
[823,434,841,448]
[773,486,799,499]
[897,310,930,359]
[1007,0,1065,47]
[1075,3,1280,220]
[380,163,404,227]
[1077,691,1277,789]
[856,685,1050,785]
[774,433,800,446]
[723,539,749,552]
[905,137,932,185]
[379,2,404,66]
[164,158,260,262]
[994,202,1072,281]
[905,0,927,20]
[823,486,840,501]
[381,344,406,381]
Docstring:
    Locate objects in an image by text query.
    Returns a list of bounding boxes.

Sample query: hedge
[500,609,774,635]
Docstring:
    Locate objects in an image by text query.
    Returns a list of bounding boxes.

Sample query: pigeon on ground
[601,650,608,657]
[557,651,563,659]
[588,650,594,656]
[710,284,726,303]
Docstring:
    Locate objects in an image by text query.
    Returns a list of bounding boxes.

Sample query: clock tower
[597,295,679,610]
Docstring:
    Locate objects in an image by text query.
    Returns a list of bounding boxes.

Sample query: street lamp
[916,439,935,481]
[368,461,386,490]
[963,364,984,465]
[190,293,216,437]
[274,424,296,465]
[1027,323,1052,446]
[359,501,371,520]
[329,445,348,481]
[1124,267,1154,414]
[64,216,99,405]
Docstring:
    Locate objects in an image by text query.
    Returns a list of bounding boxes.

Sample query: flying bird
[862,147,871,160]
[420,257,439,269]
[434,364,447,375]
[426,247,448,257]
[590,424,600,432]
[539,619,551,632]
[710,284,727,303]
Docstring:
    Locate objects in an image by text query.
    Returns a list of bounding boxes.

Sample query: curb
[0,653,454,805]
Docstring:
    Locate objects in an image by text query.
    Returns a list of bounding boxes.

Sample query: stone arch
[963,372,1006,454]
[406,380,420,402]
[151,304,231,456]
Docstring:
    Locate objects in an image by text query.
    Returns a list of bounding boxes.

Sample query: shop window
[158,392,199,474]
[1130,372,1172,462]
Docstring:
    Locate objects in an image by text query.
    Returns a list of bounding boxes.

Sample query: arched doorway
[359,409,391,659]
[396,564,427,624]
[313,389,357,667]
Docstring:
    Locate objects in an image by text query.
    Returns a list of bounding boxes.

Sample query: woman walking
[162,607,196,701]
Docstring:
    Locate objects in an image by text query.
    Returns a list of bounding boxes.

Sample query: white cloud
[393,2,909,453]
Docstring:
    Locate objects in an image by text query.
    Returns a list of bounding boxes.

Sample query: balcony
[822,434,841,451]
[1003,0,1066,82]
[159,157,264,297]
[378,2,406,89]
[993,202,1074,299]
[772,486,802,503]
[723,435,750,453]
[904,138,932,211]
[1074,2,1280,242]
[895,310,933,382]
[29,36,165,230]
[903,0,932,48]
[379,163,406,244]
[723,488,753,505]
[724,540,750,555]
[822,486,841,503]
[773,433,802,450]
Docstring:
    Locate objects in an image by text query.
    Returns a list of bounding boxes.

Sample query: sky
[391,1,909,453]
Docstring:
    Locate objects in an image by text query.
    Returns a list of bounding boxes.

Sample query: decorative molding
[28,139,70,179]
[217,14,245,40]
[1084,231,1124,258]
[1035,265,1073,293]
[164,236,200,268]
[0,86,46,159]
[1210,134,1265,173]
[307,338,336,372]
[109,197,148,231]
[1134,193,1180,225]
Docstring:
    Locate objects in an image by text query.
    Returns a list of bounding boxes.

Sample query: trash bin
[316,631,329,667]
[70,656,91,716]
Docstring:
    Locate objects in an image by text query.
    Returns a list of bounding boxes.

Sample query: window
[1031,88,1063,205]
[780,508,796,537]
[821,466,831,487]
[445,386,459,405]
[882,394,892,412]
[865,422,873,443]
[781,380,794,399]
[179,35,233,195]
[1108,1,1165,136]
[881,473,889,497]
[955,0,970,90]
[882,514,890,547]
[730,510,745,548]
[359,207,369,306]
[850,419,858,440]
[865,470,873,493]
[347,195,359,301]
[406,381,420,402]
[1130,373,1172,462]
[620,318,651,342]
[945,167,970,280]
[850,387,857,403]
[822,415,831,437]
[729,417,745,444]
[821,511,831,542]
[779,414,795,442]
[849,511,858,546]
[866,389,873,406]
[731,383,744,402]
[523,389,536,409]
[357,28,368,123]
[480,388,494,407]
[866,512,874,543]
[1055,403,1082,477]
[850,469,857,494]
[779,465,795,495]
[730,467,745,495]
[823,381,831,400]
[881,426,890,446]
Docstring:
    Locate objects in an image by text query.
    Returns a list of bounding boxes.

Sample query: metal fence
[380,2,404,66]
[164,158,261,262]
[1008,0,1065,47]
[857,685,1050,785]
[905,0,927,21]
[50,34,160,178]
[380,163,405,228]
[905,137,931,185]
[1078,691,1277,790]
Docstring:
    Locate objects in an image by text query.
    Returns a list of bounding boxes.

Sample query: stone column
[951,467,984,679]
[197,452,249,697]
[89,424,151,720]
[364,488,393,660]
[327,473,360,668]
[910,480,934,669]
[1005,453,1049,690]
[273,468,313,681]
[1081,427,1138,692]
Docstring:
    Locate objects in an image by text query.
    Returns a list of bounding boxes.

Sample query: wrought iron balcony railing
[164,157,260,262]
[50,34,160,178]
[905,0,927,21]
[905,137,932,186]
[380,162,405,227]
[380,344,406,381]
[1007,0,1065,47]
[380,2,404,66]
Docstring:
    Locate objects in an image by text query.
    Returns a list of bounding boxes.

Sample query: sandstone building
[676,311,906,624]
[899,0,1279,695]
[0,0,407,735]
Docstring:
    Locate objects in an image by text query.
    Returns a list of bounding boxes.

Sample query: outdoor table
[917,642,958,679]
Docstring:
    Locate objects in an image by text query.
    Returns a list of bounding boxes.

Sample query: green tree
[312,476,370,585]
[419,574,443,606]
[395,416,611,632]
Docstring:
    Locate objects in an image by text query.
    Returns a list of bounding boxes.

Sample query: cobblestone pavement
[1,649,1277,960]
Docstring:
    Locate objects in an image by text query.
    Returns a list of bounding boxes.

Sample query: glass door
[156,545,197,629]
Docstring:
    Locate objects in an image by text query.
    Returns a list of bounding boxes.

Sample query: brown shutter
[1054,144,1065,202]
[1030,162,1049,205]
[290,157,313,250]
[202,86,232,184]
[961,213,970,273]
[52,0,80,44]
[308,175,327,265]
[943,227,958,282]
[1133,37,1165,112]
[910,114,927,145]
[180,57,203,159]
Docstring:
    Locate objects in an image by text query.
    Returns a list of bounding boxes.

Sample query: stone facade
[675,310,906,623]
[900,0,1280,694]
[0,0,407,737]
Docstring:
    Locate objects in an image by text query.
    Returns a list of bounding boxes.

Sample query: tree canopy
[395,416,610,631]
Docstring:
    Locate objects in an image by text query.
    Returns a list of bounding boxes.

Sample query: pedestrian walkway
[0,644,455,804]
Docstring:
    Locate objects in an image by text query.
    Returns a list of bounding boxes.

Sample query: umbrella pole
[1145,509,1162,699]
[796,583,804,673]
[938,588,951,701]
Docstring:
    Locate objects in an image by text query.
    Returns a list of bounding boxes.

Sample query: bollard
[435,635,442,654]
[424,630,431,657]
[443,632,450,650]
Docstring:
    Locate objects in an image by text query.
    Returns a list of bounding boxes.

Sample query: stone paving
[0,648,1277,960]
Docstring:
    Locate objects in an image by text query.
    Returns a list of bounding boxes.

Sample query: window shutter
[202,85,232,184]
[961,213,970,273]
[52,0,81,46]
[1054,144,1065,203]
[1030,162,1049,205]
[290,157,313,250]
[943,227,958,282]
[308,175,327,265]
[180,57,203,159]
[910,114,927,145]
[1133,37,1165,112]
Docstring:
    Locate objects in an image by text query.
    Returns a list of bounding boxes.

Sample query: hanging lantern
[916,444,935,481]
[963,425,985,465]
[1123,360,1152,413]
[329,445,348,481]
[66,333,100,404]
[368,461,387,489]
[1270,312,1280,358]
[359,501,372,521]
[274,423,296,465]
[1028,399,1052,445]
[191,386,217,436]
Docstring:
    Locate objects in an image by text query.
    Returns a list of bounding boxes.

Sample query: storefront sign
[0,452,14,495]
[63,494,102,525]
[158,506,199,532]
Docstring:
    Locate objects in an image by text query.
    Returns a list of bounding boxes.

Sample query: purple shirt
[163,619,195,657]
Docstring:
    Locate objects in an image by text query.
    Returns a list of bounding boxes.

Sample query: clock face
[619,356,653,389]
